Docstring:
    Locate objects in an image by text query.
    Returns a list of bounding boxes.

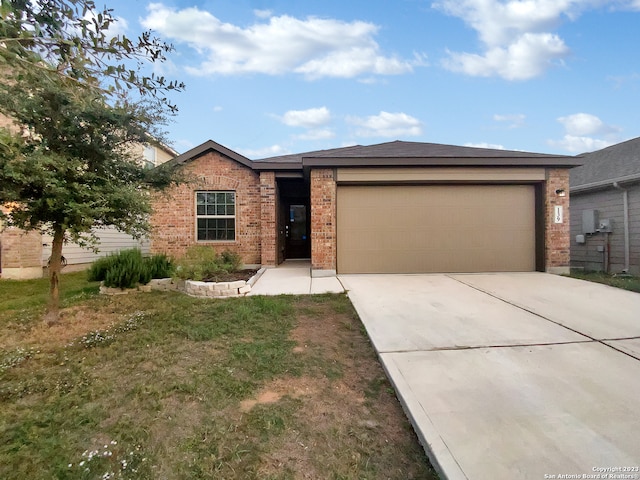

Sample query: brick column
[260,171,277,266]
[545,168,570,274]
[310,169,337,276]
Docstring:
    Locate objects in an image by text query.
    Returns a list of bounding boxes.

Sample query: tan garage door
[337,185,536,274]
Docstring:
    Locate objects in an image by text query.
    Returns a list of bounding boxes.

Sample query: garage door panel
[337,185,536,274]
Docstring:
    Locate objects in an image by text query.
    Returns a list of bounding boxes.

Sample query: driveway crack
[446,275,640,362]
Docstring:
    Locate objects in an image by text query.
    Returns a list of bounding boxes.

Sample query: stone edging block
[100,270,264,298]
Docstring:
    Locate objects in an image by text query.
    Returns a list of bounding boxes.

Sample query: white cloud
[445,32,568,80]
[433,0,603,79]
[254,9,272,19]
[557,113,619,136]
[548,113,620,152]
[347,111,423,138]
[625,0,640,10]
[141,4,422,79]
[212,106,223,112]
[465,142,506,149]
[238,144,289,159]
[548,135,613,153]
[493,113,526,128]
[280,107,331,128]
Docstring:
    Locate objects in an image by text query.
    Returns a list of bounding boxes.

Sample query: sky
[104,0,640,158]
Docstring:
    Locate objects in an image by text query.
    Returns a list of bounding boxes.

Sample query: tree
[0,0,184,324]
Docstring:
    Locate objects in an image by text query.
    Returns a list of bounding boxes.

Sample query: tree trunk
[44,227,65,326]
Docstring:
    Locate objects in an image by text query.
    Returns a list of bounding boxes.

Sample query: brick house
[151,140,581,276]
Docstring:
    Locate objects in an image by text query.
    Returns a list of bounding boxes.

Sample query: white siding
[42,227,150,266]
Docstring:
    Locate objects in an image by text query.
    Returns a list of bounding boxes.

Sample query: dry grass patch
[0,277,437,479]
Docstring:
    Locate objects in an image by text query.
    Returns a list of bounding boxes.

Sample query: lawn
[568,271,640,293]
[0,271,436,479]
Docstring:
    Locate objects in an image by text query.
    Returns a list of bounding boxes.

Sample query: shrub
[87,255,115,282]
[87,249,175,289]
[220,250,242,272]
[174,246,243,281]
[146,253,174,279]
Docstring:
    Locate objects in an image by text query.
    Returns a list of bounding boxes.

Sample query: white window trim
[195,190,236,242]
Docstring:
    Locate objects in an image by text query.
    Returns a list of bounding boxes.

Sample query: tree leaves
[0,0,184,110]
[0,0,185,322]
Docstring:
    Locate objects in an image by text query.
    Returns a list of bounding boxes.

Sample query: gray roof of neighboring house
[570,136,640,188]
[168,139,581,171]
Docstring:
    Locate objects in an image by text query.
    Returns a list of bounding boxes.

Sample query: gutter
[570,172,640,193]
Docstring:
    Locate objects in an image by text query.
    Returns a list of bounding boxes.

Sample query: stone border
[99,268,266,298]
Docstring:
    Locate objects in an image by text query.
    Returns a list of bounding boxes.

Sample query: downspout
[612,182,630,273]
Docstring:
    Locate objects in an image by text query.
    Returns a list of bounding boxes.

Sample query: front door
[285,204,310,258]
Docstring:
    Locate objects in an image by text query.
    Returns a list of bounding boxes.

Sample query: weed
[0,346,39,372]
[568,270,640,293]
[67,440,151,479]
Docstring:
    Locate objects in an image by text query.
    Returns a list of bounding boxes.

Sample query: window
[196,191,236,241]
[142,145,156,168]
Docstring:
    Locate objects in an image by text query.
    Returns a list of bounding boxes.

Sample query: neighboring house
[570,137,640,274]
[0,141,178,279]
[151,140,580,276]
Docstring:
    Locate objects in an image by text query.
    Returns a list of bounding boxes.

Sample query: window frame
[195,190,237,242]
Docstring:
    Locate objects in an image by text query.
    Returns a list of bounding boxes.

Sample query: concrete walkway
[248,259,344,295]
[340,273,640,480]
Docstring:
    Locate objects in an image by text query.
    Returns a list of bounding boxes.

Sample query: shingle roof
[168,139,581,171]
[309,140,568,159]
[254,145,363,164]
[255,141,581,166]
[570,136,640,187]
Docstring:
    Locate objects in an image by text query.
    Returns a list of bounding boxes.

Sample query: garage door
[337,185,536,274]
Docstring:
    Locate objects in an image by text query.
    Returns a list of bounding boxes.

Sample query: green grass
[0,274,436,479]
[569,271,640,293]
[0,270,99,313]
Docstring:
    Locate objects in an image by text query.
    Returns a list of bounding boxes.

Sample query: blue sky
[106,0,640,158]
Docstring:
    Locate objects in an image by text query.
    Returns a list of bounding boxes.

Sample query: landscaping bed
[0,272,437,479]
[200,269,258,283]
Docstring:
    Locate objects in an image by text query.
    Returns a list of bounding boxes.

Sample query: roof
[167,139,254,169]
[168,139,582,171]
[570,136,640,189]
[259,140,580,168]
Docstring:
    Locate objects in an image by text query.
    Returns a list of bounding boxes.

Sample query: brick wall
[150,151,262,265]
[545,168,571,273]
[0,227,43,278]
[260,171,277,266]
[310,169,336,272]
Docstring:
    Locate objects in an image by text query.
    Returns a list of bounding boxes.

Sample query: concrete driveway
[339,273,640,480]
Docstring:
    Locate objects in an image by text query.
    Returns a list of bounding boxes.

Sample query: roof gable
[168,139,254,169]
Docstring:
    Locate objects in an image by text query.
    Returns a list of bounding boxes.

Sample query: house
[570,137,640,274]
[0,141,178,279]
[151,140,581,276]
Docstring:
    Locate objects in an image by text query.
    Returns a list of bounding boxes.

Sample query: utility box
[575,234,586,244]
[582,209,598,234]
[598,218,612,233]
